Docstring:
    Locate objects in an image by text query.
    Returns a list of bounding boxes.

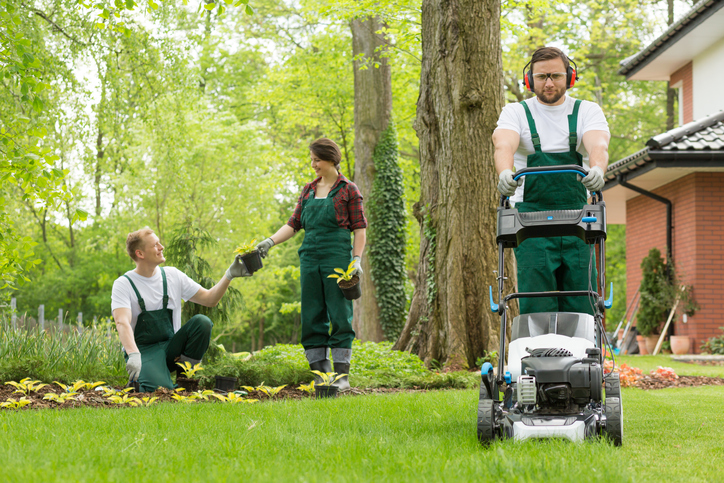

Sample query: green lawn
[2,385,723,482]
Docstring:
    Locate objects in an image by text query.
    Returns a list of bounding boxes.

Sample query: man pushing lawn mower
[479,47,623,445]
[111,227,251,393]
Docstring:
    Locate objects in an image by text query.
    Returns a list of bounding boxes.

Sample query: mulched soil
[634,375,724,390]
[0,381,456,412]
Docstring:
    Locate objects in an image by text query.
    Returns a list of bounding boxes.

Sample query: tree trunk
[351,15,392,342]
[393,0,514,368]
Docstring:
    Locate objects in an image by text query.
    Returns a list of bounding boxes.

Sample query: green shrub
[701,327,724,355]
[200,340,478,390]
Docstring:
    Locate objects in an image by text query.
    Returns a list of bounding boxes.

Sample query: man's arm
[492,129,520,175]
[188,275,231,308]
[113,307,139,354]
[582,130,610,172]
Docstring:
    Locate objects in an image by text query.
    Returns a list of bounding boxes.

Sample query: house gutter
[616,174,673,266]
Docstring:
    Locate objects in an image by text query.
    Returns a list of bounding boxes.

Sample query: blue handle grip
[582,216,597,223]
[489,286,498,313]
[604,282,613,309]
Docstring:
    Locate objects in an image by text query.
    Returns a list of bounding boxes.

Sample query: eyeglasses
[532,72,567,82]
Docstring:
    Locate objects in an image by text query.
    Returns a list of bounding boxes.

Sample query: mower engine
[518,347,602,411]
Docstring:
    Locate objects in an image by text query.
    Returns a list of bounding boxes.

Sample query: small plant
[233,239,258,256]
[701,327,724,355]
[1,397,32,410]
[5,378,47,396]
[256,384,287,398]
[311,371,346,387]
[108,394,143,406]
[44,392,79,404]
[212,393,258,404]
[176,361,204,379]
[475,350,498,368]
[171,393,197,403]
[297,381,315,394]
[54,381,91,393]
[102,387,133,398]
[651,366,678,381]
[189,390,215,400]
[140,397,159,407]
[327,260,358,283]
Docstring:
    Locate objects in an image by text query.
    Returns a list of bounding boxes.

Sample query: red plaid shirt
[287,174,368,231]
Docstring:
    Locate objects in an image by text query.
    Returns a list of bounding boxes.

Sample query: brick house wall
[625,172,724,352]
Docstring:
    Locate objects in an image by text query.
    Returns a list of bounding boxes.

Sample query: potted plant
[637,248,698,354]
[175,361,204,392]
[311,371,346,399]
[234,239,263,273]
[214,376,238,392]
[327,260,361,300]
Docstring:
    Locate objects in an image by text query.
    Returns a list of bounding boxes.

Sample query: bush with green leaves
[200,340,477,390]
[701,327,724,355]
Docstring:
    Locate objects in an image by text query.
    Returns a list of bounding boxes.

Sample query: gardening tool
[653,285,687,355]
[619,295,641,355]
[480,165,623,446]
[614,289,641,355]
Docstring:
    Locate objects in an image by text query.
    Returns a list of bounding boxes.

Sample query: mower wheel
[604,396,623,446]
[605,372,621,399]
[477,399,498,445]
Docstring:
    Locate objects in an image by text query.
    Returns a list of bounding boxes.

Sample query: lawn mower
[478,164,623,446]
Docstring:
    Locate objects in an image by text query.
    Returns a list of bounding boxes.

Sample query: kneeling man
[111,227,249,392]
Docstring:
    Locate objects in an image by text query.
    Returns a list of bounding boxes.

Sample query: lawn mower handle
[499,164,603,206]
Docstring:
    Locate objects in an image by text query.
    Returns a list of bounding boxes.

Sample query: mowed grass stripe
[2,386,723,482]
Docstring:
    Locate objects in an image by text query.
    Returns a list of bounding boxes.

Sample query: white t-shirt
[495,95,609,204]
[111,267,202,333]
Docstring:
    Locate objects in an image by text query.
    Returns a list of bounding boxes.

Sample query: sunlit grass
[2,386,722,482]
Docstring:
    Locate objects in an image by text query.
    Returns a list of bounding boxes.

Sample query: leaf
[245,4,253,15]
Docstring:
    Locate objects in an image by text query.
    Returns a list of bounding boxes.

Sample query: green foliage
[701,327,724,355]
[637,248,698,337]
[163,222,243,326]
[199,340,477,390]
[0,320,126,385]
[422,205,437,320]
[327,260,358,282]
[368,123,407,340]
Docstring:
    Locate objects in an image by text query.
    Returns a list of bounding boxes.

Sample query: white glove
[350,256,363,277]
[126,352,142,384]
[497,169,521,197]
[225,255,251,280]
[256,238,275,259]
[581,166,605,192]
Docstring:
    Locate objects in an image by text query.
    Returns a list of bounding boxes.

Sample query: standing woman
[255,138,367,391]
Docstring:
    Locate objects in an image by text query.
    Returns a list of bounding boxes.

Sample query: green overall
[124,268,213,392]
[298,182,355,350]
[513,100,597,315]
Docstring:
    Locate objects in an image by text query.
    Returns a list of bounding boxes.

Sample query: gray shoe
[333,362,351,392]
[306,348,332,385]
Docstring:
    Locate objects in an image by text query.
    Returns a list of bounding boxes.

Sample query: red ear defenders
[522,56,579,92]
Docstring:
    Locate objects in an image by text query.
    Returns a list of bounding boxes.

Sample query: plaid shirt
[287,174,368,231]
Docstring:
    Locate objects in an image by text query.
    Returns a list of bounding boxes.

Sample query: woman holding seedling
[255,138,367,391]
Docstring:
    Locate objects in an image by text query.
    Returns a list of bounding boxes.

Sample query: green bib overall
[513,100,597,315]
[124,268,213,392]
[298,182,355,350]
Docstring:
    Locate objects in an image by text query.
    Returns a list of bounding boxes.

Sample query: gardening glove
[256,237,275,259]
[497,169,521,197]
[350,255,363,277]
[225,255,251,280]
[126,352,142,383]
[581,166,605,192]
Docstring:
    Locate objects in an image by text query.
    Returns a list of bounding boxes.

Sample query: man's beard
[536,86,566,105]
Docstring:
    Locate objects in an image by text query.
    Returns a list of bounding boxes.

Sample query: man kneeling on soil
[111,227,250,392]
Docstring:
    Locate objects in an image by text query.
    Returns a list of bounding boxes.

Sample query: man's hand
[581,166,605,192]
[225,255,251,280]
[126,352,142,383]
[256,238,275,258]
[497,169,522,197]
[350,255,363,278]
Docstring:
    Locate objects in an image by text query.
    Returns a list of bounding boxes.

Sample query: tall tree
[350,15,392,342]
[394,0,513,367]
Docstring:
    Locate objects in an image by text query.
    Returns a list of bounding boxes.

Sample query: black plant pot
[315,385,339,399]
[215,376,237,392]
[241,250,263,274]
[338,275,361,301]
[176,377,198,392]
